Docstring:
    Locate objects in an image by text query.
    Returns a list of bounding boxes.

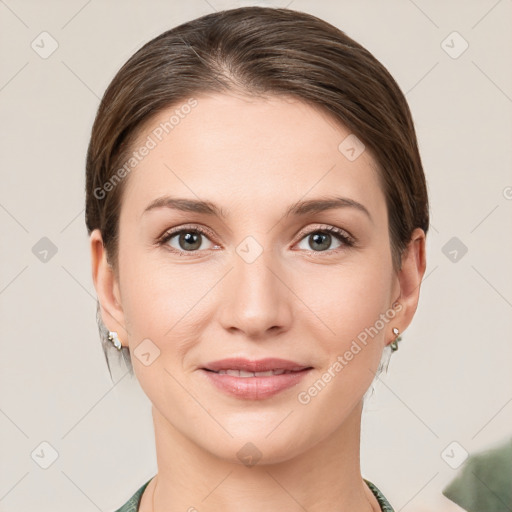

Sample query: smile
[200,366,312,400]
[207,368,306,377]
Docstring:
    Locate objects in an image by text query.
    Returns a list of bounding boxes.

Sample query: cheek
[296,260,392,343]
[118,246,219,350]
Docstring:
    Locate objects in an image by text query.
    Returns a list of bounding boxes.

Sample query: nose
[218,243,293,339]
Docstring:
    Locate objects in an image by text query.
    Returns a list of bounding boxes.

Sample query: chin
[197,426,313,467]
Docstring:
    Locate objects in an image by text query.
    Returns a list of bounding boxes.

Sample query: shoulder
[442,438,512,512]
[112,480,151,512]
[364,478,395,512]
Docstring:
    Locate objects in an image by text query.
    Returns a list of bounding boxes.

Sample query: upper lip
[202,357,312,372]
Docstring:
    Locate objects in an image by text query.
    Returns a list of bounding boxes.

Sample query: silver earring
[108,331,122,350]
[390,327,401,351]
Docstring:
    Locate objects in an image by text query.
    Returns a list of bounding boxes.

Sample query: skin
[90,92,426,512]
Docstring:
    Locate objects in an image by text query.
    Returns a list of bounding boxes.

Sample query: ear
[389,227,427,345]
[90,229,128,348]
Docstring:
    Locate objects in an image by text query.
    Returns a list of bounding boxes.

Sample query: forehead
[121,92,385,220]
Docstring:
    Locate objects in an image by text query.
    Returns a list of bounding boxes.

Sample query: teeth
[216,369,296,377]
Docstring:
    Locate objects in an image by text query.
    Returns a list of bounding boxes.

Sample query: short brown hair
[86,6,428,269]
[85,6,429,372]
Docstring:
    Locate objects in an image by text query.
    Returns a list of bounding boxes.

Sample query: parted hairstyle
[85,6,429,377]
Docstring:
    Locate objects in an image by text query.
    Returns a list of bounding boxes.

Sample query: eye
[158,225,217,253]
[157,224,355,256]
[295,226,354,253]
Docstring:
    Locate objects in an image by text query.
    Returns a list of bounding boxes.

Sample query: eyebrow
[142,195,372,221]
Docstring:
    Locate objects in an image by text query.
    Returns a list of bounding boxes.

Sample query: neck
[140,400,380,512]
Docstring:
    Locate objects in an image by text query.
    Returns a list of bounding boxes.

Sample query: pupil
[311,232,330,251]
[181,232,201,251]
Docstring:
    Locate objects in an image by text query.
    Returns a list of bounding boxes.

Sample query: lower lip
[200,369,312,400]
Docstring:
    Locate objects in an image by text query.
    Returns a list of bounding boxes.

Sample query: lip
[199,358,313,400]
[202,357,311,372]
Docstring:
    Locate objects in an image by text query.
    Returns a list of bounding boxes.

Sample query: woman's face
[95,92,420,464]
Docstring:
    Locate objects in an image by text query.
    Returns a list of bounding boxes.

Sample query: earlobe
[90,229,127,346]
[391,228,427,342]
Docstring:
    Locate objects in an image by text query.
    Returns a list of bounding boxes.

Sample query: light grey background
[1,1,511,511]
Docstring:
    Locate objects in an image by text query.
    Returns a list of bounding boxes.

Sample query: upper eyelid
[160,223,353,247]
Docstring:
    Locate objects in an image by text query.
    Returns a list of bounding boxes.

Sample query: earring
[108,331,122,350]
[390,327,401,351]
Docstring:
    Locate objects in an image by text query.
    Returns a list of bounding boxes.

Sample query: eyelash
[156,223,355,257]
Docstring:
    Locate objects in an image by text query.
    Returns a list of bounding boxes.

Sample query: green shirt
[114,478,395,511]
[442,437,512,512]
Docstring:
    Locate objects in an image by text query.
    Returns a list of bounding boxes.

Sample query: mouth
[202,368,308,377]
[199,357,313,400]
[201,357,312,373]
